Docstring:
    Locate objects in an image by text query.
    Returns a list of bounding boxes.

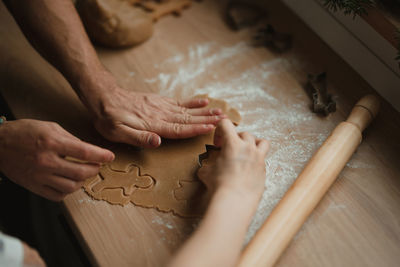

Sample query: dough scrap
[84,95,241,217]
[76,0,153,48]
[139,0,192,22]
[128,0,193,22]
[193,94,241,126]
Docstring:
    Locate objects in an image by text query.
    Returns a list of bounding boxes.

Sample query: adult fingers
[58,138,115,163]
[156,122,215,139]
[178,97,209,108]
[186,107,224,116]
[59,128,83,142]
[238,132,256,144]
[213,119,239,147]
[54,157,100,181]
[109,124,161,148]
[37,185,67,202]
[44,174,84,194]
[256,139,270,156]
[169,113,226,125]
[167,99,225,117]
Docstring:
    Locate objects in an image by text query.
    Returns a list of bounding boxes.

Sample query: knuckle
[101,105,115,117]
[45,138,57,149]
[138,134,150,145]
[139,119,152,131]
[36,135,56,150]
[179,113,191,124]
[179,106,188,114]
[172,123,183,135]
[132,132,148,146]
[243,132,253,139]
[35,153,52,168]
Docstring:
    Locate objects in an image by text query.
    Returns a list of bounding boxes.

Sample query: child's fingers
[256,139,270,156]
[238,132,256,144]
[213,119,239,147]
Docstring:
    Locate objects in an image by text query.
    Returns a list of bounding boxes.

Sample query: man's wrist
[74,68,117,97]
[70,68,119,116]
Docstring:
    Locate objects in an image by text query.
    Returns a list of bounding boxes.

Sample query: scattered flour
[151,215,175,230]
[151,216,165,225]
[78,196,97,205]
[147,42,250,96]
[144,42,335,241]
[346,160,374,169]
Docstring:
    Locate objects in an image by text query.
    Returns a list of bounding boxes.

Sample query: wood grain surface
[0,1,399,266]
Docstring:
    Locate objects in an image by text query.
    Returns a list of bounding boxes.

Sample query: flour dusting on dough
[143,42,355,241]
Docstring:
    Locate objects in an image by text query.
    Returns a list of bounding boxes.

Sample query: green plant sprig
[323,0,375,18]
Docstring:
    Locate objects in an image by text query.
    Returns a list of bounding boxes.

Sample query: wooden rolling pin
[237,95,380,267]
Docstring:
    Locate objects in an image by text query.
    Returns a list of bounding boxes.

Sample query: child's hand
[23,242,46,267]
[198,119,269,200]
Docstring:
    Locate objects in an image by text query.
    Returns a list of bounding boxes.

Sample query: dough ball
[76,0,153,48]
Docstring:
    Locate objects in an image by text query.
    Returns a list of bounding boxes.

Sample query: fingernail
[104,150,115,162]
[211,108,222,115]
[203,124,215,129]
[200,99,208,105]
[149,135,161,147]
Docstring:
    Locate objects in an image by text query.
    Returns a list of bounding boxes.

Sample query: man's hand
[198,119,269,199]
[88,85,226,148]
[3,0,224,148]
[0,119,114,201]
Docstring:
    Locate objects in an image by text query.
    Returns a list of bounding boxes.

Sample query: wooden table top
[0,1,399,266]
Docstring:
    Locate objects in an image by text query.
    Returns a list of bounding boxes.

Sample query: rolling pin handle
[346,95,380,132]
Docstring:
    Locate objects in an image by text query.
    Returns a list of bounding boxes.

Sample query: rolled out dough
[83,94,241,217]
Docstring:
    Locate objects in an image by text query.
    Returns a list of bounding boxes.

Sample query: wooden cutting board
[1,0,400,266]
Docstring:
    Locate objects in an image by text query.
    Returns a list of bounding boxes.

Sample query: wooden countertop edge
[362,7,399,49]
[62,196,100,267]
